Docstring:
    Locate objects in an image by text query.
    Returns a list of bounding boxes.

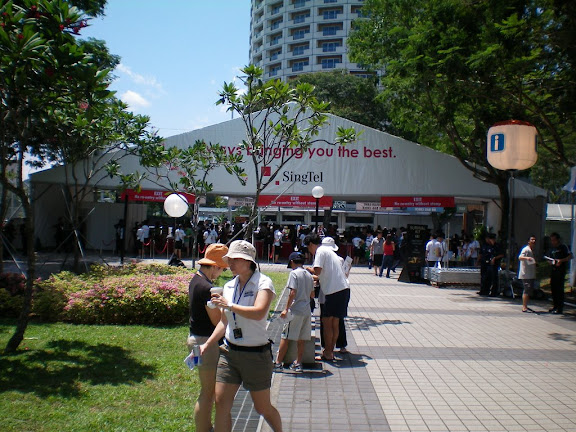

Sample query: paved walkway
[5,253,575,431]
[259,264,576,432]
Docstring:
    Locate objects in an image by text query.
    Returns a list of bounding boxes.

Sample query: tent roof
[30,113,547,201]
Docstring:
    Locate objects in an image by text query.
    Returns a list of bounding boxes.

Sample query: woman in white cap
[200,240,283,432]
[188,243,229,432]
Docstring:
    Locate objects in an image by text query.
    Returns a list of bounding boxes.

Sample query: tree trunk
[4,194,35,353]
[0,185,7,274]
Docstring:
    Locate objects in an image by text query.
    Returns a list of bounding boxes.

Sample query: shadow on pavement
[549,332,576,345]
[0,339,156,398]
[346,315,411,330]
[329,352,372,369]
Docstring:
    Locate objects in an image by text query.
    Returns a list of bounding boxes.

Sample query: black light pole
[312,185,324,234]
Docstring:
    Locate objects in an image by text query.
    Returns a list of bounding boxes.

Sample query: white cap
[321,236,339,251]
[222,240,257,264]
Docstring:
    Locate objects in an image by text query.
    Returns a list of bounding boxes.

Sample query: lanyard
[232,273,253,326]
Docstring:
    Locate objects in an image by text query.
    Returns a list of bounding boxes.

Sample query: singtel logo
[282,170,323,185]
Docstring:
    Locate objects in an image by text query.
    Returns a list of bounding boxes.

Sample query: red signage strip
[258,195,333,209]
[121,189,195,204]
[380,196,455,208]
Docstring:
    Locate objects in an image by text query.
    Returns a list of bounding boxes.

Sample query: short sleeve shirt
[222,271,275,346]
[371,237,384,255]
[286,267,314,315]
[189,274,215,337]
[549,243,571,275]
[518,245,536,280]
[313,246,349,295]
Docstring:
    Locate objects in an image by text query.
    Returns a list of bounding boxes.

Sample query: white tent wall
[32,183,147,252]
[82,202,147,253]
[29,113,548,248]
[33,183,71,250]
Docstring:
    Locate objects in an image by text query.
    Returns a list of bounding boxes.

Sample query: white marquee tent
[30,114,547,250]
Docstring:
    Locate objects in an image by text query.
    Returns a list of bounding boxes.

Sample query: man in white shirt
[518,235,537,313]
[426,234,439,267]
[204,225,218,246]
[174,224,186,259]
[468,237,480,266]
[305,234,349,362]
[273,226,283,264]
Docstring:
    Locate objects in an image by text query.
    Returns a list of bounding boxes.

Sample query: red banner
[380,196,455,208]
[258,195,333,209]
[120,189,195,203]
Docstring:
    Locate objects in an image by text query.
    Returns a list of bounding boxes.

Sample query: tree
[134,139,246,266]
[217,65,357,239]
[348,0,576,231]
[0,0,162,352]
[289,70,391,132]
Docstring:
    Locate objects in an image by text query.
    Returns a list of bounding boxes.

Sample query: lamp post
[487,120,538,294]
[312,185,324,234]
[164,193,189,258]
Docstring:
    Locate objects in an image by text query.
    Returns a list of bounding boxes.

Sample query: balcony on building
[290,59,310,72]
[290,42,310,56]
[291,25,310,41]
[319,6,343,21]
[269,1,284,16]
[269,31,283,46]
[290,10,310,25]
[318,55,342,69]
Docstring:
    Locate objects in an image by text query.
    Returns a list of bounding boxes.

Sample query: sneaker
[273,362,284,372]
[289,362,303,372]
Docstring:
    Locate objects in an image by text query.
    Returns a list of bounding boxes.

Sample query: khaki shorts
[281,313,311,341]
[216,344,273,392]
[187,335,220,370]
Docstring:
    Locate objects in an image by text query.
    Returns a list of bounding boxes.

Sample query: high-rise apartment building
[249,0,369,81]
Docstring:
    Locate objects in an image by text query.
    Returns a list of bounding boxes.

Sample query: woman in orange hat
[188,243,229,432]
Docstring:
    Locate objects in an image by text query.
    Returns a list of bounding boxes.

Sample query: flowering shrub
[33,264,193,325]
[0,273,27,317]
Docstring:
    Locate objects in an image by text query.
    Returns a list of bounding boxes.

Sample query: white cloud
[120,90,151,108]
[116,63,164,93]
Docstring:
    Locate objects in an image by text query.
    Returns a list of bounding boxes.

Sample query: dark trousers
[379,255,395,277]
[319,304,347,349]
[550,272,566,312]
[480,264,499,295]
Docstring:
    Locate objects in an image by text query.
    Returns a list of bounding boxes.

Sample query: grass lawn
[0,270,288,432]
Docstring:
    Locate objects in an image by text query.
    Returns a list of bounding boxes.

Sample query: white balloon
[164,193,188,217]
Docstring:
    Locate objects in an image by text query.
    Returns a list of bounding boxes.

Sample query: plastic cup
[210,287,223,296]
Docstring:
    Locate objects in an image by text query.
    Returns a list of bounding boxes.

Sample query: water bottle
[193,345,202,366]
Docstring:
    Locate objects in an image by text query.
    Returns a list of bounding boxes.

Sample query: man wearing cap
[304,234,349,362]
[201,240,282,432]
[187,243,229,432]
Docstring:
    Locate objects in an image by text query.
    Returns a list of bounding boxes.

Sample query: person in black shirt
[478,233,505,296]
[547,233,573,314]
[188,243,229,432]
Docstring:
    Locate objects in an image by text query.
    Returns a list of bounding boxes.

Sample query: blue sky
[81,0,251,138]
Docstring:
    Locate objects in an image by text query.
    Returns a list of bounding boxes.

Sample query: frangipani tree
[217,65,357,238]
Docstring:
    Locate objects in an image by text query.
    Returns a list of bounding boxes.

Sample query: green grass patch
[0,270,288,432]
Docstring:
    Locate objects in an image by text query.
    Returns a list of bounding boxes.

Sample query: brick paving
[258,263,576,432]
[7,253,575,431]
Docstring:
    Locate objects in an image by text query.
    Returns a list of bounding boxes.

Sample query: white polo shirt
[222,271,275,347]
